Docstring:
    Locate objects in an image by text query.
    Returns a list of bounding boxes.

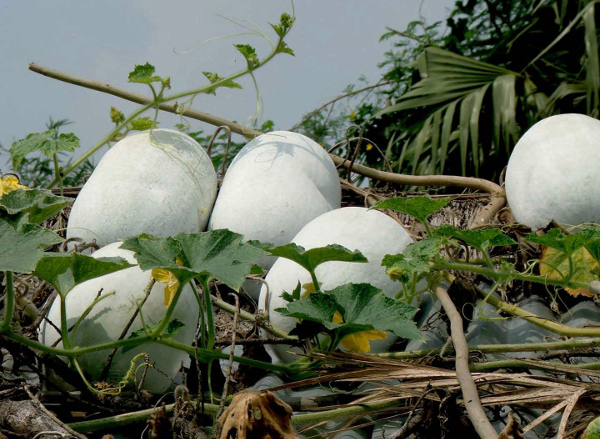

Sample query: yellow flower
[0,176,28,196]
[301,282,322,299]
[151,257,183,307]
[350,111,356,119]
[332,311,387,353]
[366,143,374,151]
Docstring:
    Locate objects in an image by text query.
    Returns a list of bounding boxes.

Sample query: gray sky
[1,0,453,171]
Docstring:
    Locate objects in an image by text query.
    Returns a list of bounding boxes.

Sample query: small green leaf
[270,13,294,37]
[382,238,442,283]
[277,41,295,56]
[281,281,302,303]
[110,107,125,124]
[0,188,72,224]
[130,117,158,131]
[234,44,260,69]
[249,264,265,276]
[0,220,63,273]
[434,225,516,251]
[34,253,133,296]
[10,130,80,170]
[263,243,368,274]
[372,196,451,225]
[276,292,339,324]
[201,71,243,95]
[128,62,163,84]
[123,319,185,353]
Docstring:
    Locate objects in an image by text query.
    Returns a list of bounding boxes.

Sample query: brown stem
[434,286,497,438]
[28,62,261,140]
[331,155,506,228]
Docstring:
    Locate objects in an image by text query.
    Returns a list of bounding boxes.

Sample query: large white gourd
[40,242,199,393]
[505,113,600,229]
[67,129,217,246]
[208,131,341,274]
[258,207,414,363]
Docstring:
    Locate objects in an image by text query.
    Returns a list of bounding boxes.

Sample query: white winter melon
[208,131,341,275]
[67,129,217,246]
[505,113,600,229]
[40,242,199,393]
[258,207,414,363]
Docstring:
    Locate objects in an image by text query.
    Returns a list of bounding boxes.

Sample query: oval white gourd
[40,242,199,393]
[258,207,414,363]
[67,129,217,246]
[209,131,341,275]
[505,113,600,229]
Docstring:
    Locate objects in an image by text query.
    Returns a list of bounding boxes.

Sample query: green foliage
[0,221,63,273]
[33,253,133,296]
[258,242,368,277]
[276,283,422,343]
[202,71,243,95]
[130,117,158,131]
[433,225,517,252]
[381,238,442,284]
[128,62,170,88]
[372,196,451,225]
[10,130,80,170]
[120,229,267,290]
[0,188,72,224]
[235,44,260,70]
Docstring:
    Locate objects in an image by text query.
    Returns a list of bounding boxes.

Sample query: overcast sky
[0,0,453,172]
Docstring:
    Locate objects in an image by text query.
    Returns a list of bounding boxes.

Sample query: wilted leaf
[540,246,599,297]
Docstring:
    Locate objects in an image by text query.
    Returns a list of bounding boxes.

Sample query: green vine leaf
[258,243,368,274]
[110,107,125,124]
[433,225,516,251]
[202,71,242,95]
[277,283,422,344]
[234,44,260,70]
[128,62,164,85]
[277,41,295,56]
[10,130,80,170]
[0,220,63,273]
[121,229,268,290]
[372,196,451,225]
[526,228,600,254]
[382,238,442,283]
[0,188,72,225]
[130,117,158,131]
[270,12,295,37]
[33,253,133,296]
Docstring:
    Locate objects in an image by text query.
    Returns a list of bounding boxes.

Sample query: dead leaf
[540,246,599,297]
[498,413,523,439]
[218,389,298,439]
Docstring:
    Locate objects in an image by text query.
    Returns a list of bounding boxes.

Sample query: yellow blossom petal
[333,311,387,353]
[366,143,374,151]
[0,176,29,196]
[151,268,180,307]
[301,282,322,299]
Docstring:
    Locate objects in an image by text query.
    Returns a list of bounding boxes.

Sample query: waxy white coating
[208,131,341,273]
[40,242,199,393]
[505,113,600,229]
[258,207,414,363]
[67,129,217,246]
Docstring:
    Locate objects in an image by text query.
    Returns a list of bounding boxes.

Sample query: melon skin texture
[208,131,341,275]
[258,207,414,363]
[67,129,217,247]
[40,242,199,394]
[505,113,600,229]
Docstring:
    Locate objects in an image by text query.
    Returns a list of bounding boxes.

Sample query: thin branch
[434,285,497,438]
[28,62,261,140]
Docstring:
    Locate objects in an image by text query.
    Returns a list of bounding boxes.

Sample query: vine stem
[1,271,14,331]
[434,285,497,438]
